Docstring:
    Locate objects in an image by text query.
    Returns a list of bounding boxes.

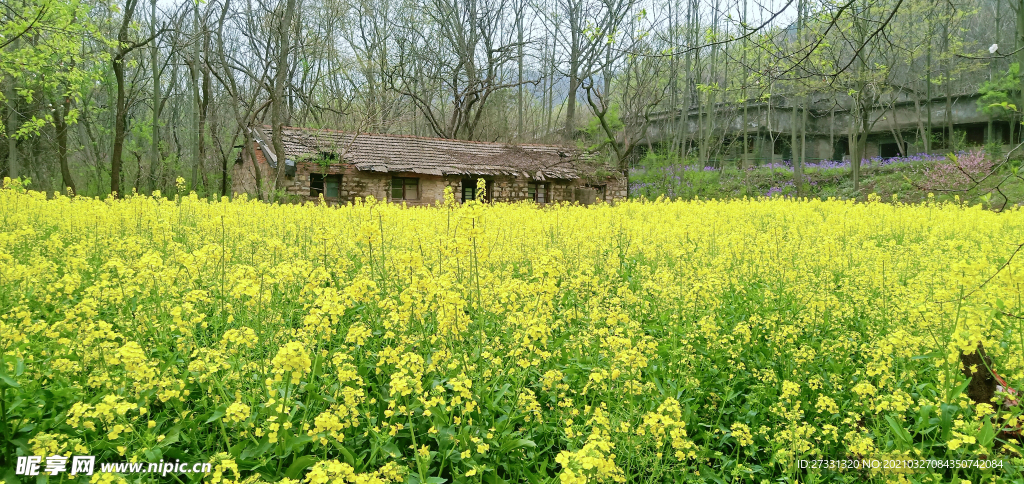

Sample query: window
[392,177,419,200]
[527,182,547,203]
[833,139,849,160]
[310,173,342,198]
[879,142,905,159]
[461,179,492,202]
[774,138,791,159]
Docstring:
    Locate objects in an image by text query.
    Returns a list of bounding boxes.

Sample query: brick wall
[231,144,272,197]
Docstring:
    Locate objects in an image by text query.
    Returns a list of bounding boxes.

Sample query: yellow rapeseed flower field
[1,179,1023,483]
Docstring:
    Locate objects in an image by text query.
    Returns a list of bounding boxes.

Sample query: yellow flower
[225,401,252,424]
[271,341,311,385]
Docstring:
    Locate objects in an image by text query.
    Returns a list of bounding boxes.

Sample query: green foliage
[1,0,109,138]
[630,152,1024,208]
[629,150,722,200]
[977,63,1020,119]
[583,103,623,152]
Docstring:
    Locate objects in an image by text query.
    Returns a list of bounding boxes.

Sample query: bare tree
[268,0,302,197]
[111,0,164,197]
[545,0,638,141]
[385,0,531,140]
[583,24,669,192]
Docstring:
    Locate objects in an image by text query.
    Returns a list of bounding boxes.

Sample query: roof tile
[254,126,589,180]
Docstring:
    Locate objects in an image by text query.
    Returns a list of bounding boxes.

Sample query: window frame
[527,182,547,203]
[310,173,342,199]
[462,178,493,202]
[391,177,420,201]
[307,172,344,199]
[323,174,342,199]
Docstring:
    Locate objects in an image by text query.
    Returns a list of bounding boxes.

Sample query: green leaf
[947,378,971,403]
[284,434,312,456]
[229,441,247,459]
[3,467,21,484]
[206,407,226,423]
[698,464,727,484]
[489,383,511,408]
[499,438,537,454]
[0,370,20,388]
[332,441,357,467]
[311,354,324,378]
[156,424,182,448]
[978,418,995,448]
[284,456,319,479]
[382,442,401,458]
[884,415,913,445]
[485,470,507,484]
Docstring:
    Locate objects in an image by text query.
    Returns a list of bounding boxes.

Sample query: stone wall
[233,151,628,205]
[287,164,453,206]
[285,163,390,203]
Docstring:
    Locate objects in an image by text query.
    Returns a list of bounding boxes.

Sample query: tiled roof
[253,126,588,180]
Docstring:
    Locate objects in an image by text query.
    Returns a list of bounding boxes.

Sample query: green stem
[219,420,232,453]
[408,413,429,481]
[1,385,9,462]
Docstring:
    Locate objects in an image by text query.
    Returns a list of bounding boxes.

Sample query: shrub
[922,150,994,192]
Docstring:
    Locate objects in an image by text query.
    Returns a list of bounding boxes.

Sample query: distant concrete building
[644,92,1011,164]
[233,126,625,205]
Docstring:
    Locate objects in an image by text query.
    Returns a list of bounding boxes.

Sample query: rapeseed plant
[0,180,1022,482]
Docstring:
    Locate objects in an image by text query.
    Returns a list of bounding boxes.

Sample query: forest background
[1,0,1020,200]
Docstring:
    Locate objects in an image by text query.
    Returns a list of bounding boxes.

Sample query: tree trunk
[564,61,579,140]
[200,24,212,195]
[925,9,933,153]
[829,106,835,160]
[793,0,805,194]
[943,10,953,150]
[545,29,554,137]
[740,0,748,169]
[270,0,299,197]
[680,0,696,159]
[5,39,18,179]
[791,98,804,195]
[111,0,142,198]
[800,94,808,185]
[112,54,128,197]
[914,94,926,153]
[149,0,160,194]
[55,95,77,194]
[669,0,679,157]
[517,0,524,140]
[1016,0,1024,144]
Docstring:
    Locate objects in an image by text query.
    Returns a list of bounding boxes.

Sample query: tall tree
[1,0,104,181]
[263,0,300,197]
[110,0,161,197]
[550,0,638,141]
[386,0,530,140]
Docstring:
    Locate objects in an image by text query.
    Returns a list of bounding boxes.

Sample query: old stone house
[233,126,625,205]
